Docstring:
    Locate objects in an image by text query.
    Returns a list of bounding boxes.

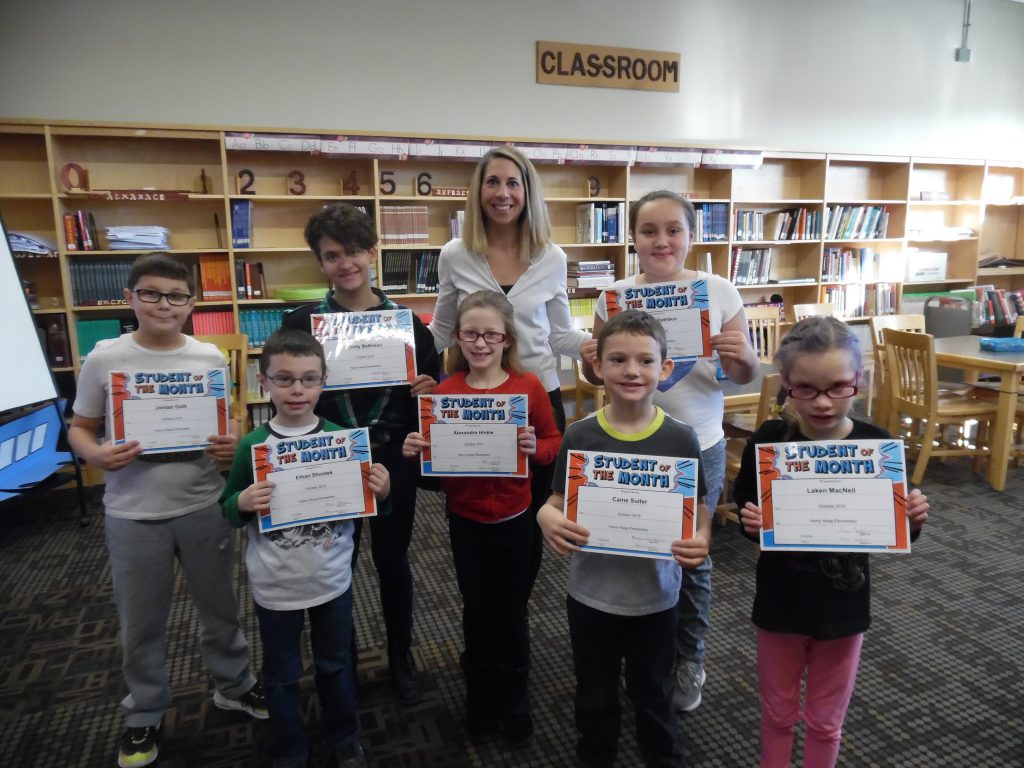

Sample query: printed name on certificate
[109,368,230,453]
[564,450,699,559]
[311,309,417,390]
[602,279,712,361]
[252,427,378,533]
[756,439,911,553]
[417,394,529,477]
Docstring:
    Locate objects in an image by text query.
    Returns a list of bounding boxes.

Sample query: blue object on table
[979,337,1024,353]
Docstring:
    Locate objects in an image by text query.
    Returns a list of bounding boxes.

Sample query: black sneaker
[117,725,159,768]
[390,651,422,707]
[213,681,269,720]
[332,741,368,768]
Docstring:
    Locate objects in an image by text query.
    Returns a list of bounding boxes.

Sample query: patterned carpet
[0,457,1021,767]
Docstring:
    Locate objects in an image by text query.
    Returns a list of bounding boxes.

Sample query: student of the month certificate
[602,279,713,362]
[311,309,417,390]
[252,427,378,533]
[417,394,528,477]
[564,450,698,560]
[109,368,229,453]
[756,439,911,553]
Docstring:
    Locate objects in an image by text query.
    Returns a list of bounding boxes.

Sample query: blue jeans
[255,590,358,761]
[676,439,725,667]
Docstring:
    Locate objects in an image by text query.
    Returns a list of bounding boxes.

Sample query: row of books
[734,208,821,242]
[575,202,625,244]
[64,211,100,251]
[568,296,599,324]
[729,247,774,286]
[9,231,57,257]
[821,283,898,318]
[380,250,439,294]
[694,203,728,242]
[824,205,890,240]
[246,360,269,402]
[106,226,169,250]
[198,254,233,300]
[380,206,429,246]
[191,310,236,335]
[568,259,615,289]
[69,260,133,305]
[449,211,465,241]
[975,287,1024,326]
[235,259,268,299]
[820,247,902,284]
[251,403,274,427]
[76,318,134,361]
[239,308,288,348]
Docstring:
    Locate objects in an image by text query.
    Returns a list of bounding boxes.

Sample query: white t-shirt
[596,272,743,449]
[72,333,226,520]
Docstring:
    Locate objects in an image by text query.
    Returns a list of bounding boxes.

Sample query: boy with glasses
[69,252,265,768]
[221,328,392,768]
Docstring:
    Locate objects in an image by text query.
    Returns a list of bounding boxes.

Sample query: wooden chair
[793,303,836,322]
[869,314,926,426]
[882,328,998,484]
[571,358,605,424]
[745,305,784,363]
[716,373,783,525]
[196,334,249,426]
[968,315,1024,463]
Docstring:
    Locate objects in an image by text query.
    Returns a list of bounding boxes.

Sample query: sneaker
[213,682,269,720]
[673,661,707,713]
[390,650,422,707]
[117,725,159,768]
[332,741,368,768]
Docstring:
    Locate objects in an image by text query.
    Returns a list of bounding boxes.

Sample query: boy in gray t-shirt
[538,310,710,768]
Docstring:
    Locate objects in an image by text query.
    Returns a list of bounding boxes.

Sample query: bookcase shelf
[3,119,1022,419]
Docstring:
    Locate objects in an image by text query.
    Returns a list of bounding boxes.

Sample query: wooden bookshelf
[3,120,1022,418]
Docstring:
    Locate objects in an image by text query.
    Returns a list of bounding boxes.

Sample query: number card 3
[565,450,699,559]
[756,439,911,553]
[252,427,378,533]
[109,368,229,453]
[417,394,529,477]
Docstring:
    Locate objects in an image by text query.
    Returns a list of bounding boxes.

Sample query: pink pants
[757,629,863,768]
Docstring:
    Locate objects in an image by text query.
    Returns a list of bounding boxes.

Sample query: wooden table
[933,335,1024,492]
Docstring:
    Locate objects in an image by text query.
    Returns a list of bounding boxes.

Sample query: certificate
[109,368,229,453]
[312,309,417,390]
[252,427,378,533]
[602,279,713,362]
[417,394,528,477]
[564,450,698,560]
[756,439,912,553]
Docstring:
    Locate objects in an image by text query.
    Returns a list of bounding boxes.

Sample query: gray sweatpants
[105,501,255,727]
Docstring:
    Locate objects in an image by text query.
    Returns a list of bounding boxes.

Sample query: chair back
[196,333,249,423]
[1015,315,1024,338]
[745,306,783,363]
[756,373,783,426]
[882,327,937,428]
[868,314,927,424]
[792,303,836,322]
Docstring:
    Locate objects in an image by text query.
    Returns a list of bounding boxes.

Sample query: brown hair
[447,290,524,375]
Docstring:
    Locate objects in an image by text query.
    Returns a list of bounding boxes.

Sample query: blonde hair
[463,146,552,263]
[447,290,525,375]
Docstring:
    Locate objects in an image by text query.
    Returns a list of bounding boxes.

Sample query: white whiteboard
[0,216,59,412]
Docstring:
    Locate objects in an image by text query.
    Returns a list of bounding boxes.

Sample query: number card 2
[109,368,229,453]
[417,394,529,477]
[756,439,911,553]
[312,309,417,390]
[565,450,699,559]
[252,427,378,533]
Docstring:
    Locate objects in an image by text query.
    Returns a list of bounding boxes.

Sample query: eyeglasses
[455,330,507,344]
[132,288,193,306]
[266,374,325,389]
[786,383,859,400]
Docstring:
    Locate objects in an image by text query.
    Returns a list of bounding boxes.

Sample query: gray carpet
[0,456,1021,767]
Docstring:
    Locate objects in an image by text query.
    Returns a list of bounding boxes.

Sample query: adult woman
[430,145,594,581]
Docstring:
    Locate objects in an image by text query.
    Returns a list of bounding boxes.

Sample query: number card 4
[565,450,699,559]
[756,439,911,553]
[417,394,529,477]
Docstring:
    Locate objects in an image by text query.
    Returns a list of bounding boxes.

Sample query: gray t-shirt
[553,407,707,616]
[73,333,226,520]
